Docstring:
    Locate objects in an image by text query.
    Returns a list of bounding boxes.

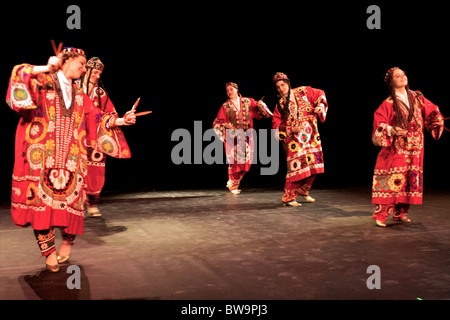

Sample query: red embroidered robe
[213,97,272,175]
[272,86,328,182]
[85,87,118,197]
[372,90,443,205]
[6,64,131,234]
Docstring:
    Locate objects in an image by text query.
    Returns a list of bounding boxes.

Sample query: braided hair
[385,68,416,129]
[80,65,110,112]
[276,79,292,120]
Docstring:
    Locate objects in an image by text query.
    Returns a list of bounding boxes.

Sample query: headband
[384,67,399,83]
[62,47,86,57]
[226,82,238,89]
[273,72,289,83]
[87,57,105,71]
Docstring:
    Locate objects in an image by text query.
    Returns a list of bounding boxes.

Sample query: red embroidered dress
[85,87,118,200]
[272,87,328,191]
[372,90,443,205]
[213,97,272,190]
[6,64,131,235]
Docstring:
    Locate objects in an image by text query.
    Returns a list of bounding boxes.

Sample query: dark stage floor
[1,187,450,301]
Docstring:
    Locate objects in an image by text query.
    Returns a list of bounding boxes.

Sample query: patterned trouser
[282,175,316,203]
[227,171,246,191]
[87,193,101,206]
[373,203,410,222]
[34,228,76,257]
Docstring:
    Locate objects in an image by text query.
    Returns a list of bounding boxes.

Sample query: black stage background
[0,1,449,202]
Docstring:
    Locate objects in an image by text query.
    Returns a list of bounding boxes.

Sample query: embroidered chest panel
[280,87,314,126]
[25,76,88,191]
[389,94,425,155]
[224,98,251,129]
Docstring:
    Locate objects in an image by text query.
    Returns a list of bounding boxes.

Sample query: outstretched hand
[257,100,266,108]
[123,109,137,125]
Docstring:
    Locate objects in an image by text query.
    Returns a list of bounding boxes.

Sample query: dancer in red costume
[6,48,136,272]
[213,82,272,194]
[80,57,136,217]
[272,72,328,207]
[372,67,444,227]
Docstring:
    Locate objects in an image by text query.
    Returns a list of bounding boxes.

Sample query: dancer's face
[226,85,238,99]
[391,69,408,88]
[89,69,103,86]
[276,80,289,96]
[64,56,87,80]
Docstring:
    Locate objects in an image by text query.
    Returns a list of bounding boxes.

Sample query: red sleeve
[84,94,98,148]
[306,86,328,123]
[6,64,40,113]
[250,97,272,120]
[372,99,394,147]
[272,105,283,130]
[213,104,228,142]
[248,98,258,118]
[417,91,444,140]
[272,105,288,141]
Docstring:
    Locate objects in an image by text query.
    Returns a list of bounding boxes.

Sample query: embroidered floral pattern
[213,96,271,178]
[6,64,132,235]
[273,87,327,182]
[372,90,442,205]
[388,173,406,192]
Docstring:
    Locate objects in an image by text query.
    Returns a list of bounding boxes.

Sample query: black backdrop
[1,1,449,202]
